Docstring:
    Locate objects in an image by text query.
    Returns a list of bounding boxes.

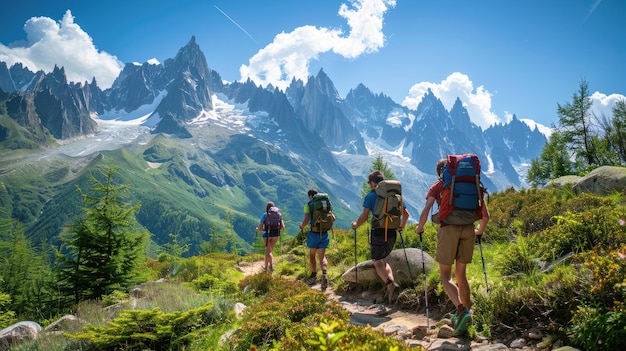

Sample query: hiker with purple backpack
[256,201,284,272]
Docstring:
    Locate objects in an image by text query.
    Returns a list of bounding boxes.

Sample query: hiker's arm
[475,202,490,236]
[351,208,370,229]
[299,213,310,230]
[415,196,436,234]
[256,221,264,232]
[398,206,409,231]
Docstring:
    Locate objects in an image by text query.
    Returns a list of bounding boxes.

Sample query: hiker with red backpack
[351,170,409,304]
[256,201,284,272]
[415,155,490,336]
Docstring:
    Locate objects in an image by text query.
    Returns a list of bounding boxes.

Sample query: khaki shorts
[436,224,475,265]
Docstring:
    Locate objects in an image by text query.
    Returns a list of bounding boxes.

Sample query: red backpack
[437,154,487,225]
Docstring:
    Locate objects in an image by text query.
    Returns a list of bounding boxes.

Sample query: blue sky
[1,0,625,132]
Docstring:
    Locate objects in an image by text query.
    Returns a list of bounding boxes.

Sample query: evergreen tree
[56,165,148,304]
[0,218,55,317]
[556,79,598,167]
[610,100,626,163]
[527,131,573,187]
[360,156,396,198]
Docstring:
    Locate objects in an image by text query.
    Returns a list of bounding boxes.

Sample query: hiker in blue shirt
[299,189,335,291]
[256,201,284,272]
[351,170,409,303]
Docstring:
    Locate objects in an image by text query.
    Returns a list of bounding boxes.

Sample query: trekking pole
[353,227,358,290]
[478,235,490,293]
[398,229,413,282]
[301,228,308,277]
[419,232,430,331]
[331,228,339,251]
[252,228,258,276]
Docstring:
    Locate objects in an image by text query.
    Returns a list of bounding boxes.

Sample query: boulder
[341,248,435,284]
[573,166,626,195]
[548,166,626,195]
[0,321,41,349]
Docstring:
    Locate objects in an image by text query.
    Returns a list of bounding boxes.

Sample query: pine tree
[56,165,148,304]
[360,155,396,198]
[556,79,598,167]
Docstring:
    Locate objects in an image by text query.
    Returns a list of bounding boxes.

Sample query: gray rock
[472,343,511,350]
[548,166,626,195]
[0,321,42,350]
[341,248,435,284]
[233,302,247,318]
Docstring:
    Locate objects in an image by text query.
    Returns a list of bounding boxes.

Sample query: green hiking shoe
[453,307,472,335]
[450,310,459,326]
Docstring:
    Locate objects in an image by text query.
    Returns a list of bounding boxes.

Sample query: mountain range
[0,36,547,255]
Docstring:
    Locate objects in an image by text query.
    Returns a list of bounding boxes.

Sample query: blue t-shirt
[363,190,377,211]
[259,212,267,232]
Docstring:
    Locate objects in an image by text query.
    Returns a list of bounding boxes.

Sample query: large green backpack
[309,193,333,233]
[372,180,403,230]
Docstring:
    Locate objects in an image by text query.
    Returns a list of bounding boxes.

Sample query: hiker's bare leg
[455,261,471,309]
[317,248,328,272]
[265,237,278,269]
[439,263,461,307]
[309,248,318,272]
[374,259,392,283]
[264,238,271,269]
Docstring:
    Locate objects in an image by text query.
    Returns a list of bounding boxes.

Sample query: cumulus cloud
[589,91,626,120]
[239,0,396,91]
[0,10,123,89]
[401,72,500,130]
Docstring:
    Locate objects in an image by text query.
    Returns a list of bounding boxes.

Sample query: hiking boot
[386,279,400,304]
[450,309,459,326]
[305,272,317,286]
[453,307,472,335]
[320,274,328,291]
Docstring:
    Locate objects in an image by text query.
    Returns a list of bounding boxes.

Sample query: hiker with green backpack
[351,170,409,304]
[299,189,335,291]
[415,156,490,336]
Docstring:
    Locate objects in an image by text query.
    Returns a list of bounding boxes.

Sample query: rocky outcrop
[341,248,436,284]
[548,166,626,195]
[0,321,41,350]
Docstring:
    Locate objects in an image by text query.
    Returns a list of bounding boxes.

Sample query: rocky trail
[239,259,552,350]
[238,260,487,350]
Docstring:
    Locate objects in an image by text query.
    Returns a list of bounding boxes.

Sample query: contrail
[214,5,256,43]
[583,0,602,24]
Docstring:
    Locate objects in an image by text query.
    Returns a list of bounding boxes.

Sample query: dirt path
[238,259,435,338]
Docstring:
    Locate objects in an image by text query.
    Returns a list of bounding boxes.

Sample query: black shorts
[263,228,280,238]
[370,228,397,261]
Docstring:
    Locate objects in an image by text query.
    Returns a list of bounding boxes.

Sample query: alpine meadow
[1,31,626,350]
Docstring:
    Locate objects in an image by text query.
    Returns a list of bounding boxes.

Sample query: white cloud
[239,0,396,91]
[590,91,626,120]
[0,10,123,89]
[401,72,500,130]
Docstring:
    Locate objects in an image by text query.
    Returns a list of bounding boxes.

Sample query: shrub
[101,290,130,307]
[275,318,417,351]
[493,236,537,276]
[569,308,626,350]
[67,302,233,350]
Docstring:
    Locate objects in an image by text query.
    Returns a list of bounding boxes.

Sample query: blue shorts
[307,231,330,249]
